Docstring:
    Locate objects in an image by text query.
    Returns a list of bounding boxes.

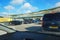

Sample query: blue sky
[0,0,60,15]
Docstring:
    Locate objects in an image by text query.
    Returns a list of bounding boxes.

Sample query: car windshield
[0,0,60,39]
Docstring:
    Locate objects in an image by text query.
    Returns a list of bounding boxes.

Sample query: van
[42,12,60,31]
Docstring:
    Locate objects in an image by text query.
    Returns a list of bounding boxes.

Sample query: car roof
[44,12,60,16]
[43,12,60,21]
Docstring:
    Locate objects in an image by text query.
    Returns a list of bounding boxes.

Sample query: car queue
[9,18,42,25]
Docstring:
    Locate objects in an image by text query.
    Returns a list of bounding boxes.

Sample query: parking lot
[6,23,42,31]
[0,22,60,36]
[0,23,42,35]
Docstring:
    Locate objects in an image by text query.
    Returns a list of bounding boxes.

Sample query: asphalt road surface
[0,23,60,36]
[0,23,42,35]
[8,23,42,31]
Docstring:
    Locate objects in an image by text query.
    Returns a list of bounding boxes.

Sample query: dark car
[9,20,22,25]
[23,19,33,24]
[42,12,60,32]
[34,18,41,24]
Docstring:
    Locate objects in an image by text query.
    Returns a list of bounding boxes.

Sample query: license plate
[49,26,58,29]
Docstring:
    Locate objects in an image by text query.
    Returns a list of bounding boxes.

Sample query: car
[23,19,33,24]
[42,12,60,32]
[34,18,41,24]
[9,20,22,25]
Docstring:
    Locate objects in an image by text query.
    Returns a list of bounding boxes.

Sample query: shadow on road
[26,26,42,31]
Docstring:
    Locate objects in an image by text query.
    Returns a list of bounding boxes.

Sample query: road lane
[1,23,60,36]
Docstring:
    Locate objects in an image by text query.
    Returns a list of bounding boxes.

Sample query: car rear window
[43,13,60,21]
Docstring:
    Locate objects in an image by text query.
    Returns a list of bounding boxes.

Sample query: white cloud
[10,0,25,5]
[1,12,8,15]
[23,3,32,8]
[17,3,38,13]
[26,10,32,13]
[25,3,38,10]
[4,5,15,10]
[1,12,16,15]
[22,3,38,10]
[0,12,8,16]
[4,0,38,14]
[55,2,60,7]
